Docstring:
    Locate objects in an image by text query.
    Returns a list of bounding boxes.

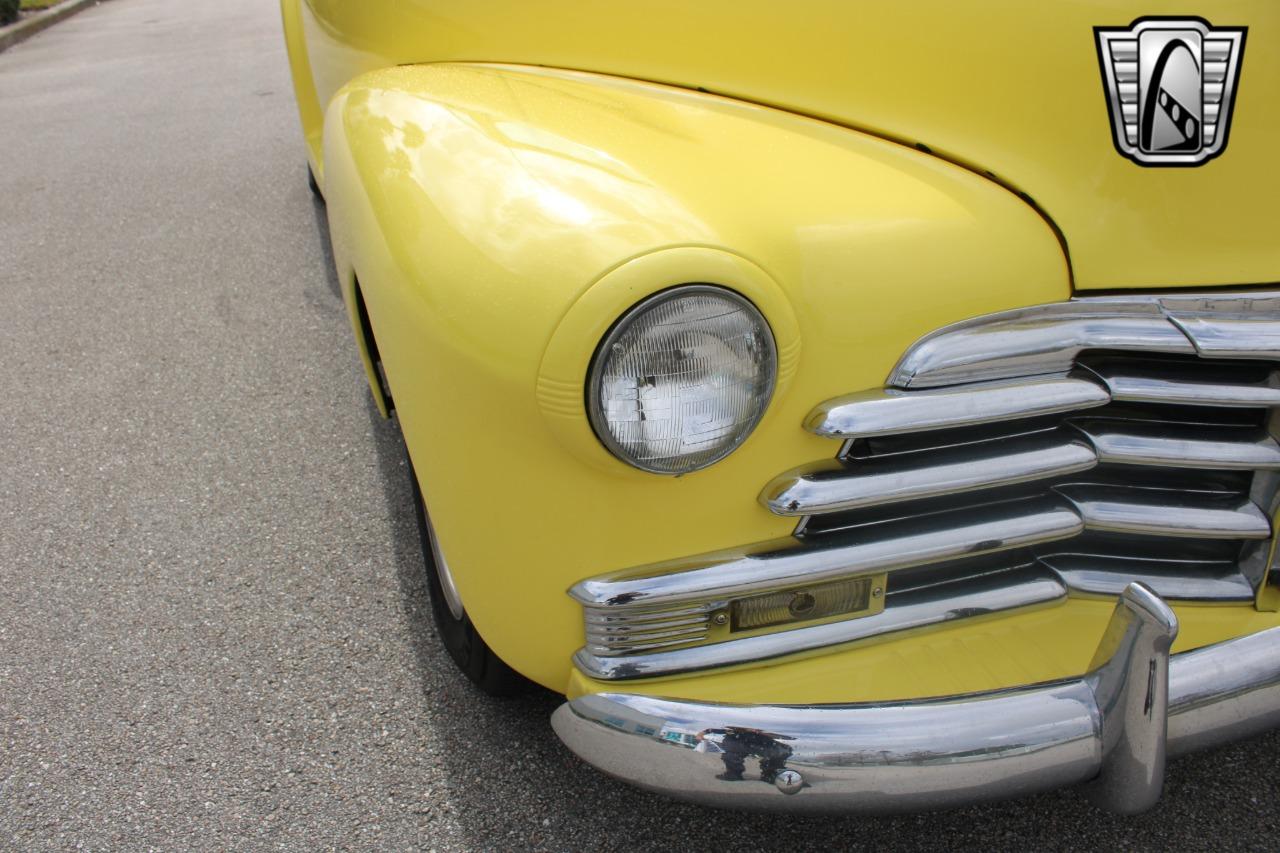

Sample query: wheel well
[352,275,394,414]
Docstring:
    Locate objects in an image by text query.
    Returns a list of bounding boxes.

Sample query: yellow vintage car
[281,0,1280,812]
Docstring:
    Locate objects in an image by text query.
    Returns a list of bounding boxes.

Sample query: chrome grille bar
[1167,315,1280,360]
[1091,363,1280,408]
[1058,487,1271,539]
[767,422,1279,518]
[570,497,1082,610]
[807,375,1109,439]
[585,611,708,629]
[1074,422,1280,470]
[1040,553,1255,601]
[888,291,1280,389]
[763,433,1097,516]
[888,303,1194,388]
[590,618,709,638]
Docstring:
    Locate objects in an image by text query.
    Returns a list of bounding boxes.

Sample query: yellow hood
[303,0,1280,289]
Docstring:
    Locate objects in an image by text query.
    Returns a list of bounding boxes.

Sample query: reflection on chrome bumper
[552,584,1280,813]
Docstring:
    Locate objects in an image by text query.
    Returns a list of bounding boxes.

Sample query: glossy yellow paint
[317,60,1079,696]
[290,0,1280,291]
[279,0,324,181]
[282,15,1280,704]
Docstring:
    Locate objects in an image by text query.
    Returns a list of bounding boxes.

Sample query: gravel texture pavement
[2,0,1279,850]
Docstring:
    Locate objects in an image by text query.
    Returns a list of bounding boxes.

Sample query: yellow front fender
[319,62,1080,696]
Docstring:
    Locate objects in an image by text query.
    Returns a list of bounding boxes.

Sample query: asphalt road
[2,0,1279,850]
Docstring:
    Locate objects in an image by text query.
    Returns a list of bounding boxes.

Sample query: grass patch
[21,0,63,9]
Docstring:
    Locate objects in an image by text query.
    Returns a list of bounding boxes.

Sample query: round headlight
[587,285,777,474]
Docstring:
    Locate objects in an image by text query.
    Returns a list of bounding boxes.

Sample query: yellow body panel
[290,0,1280,290]
[279,0,324,179]
[320,62,1076,695]
[280,5,1280,704]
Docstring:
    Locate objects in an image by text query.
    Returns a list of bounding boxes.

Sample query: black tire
[307,163,323,202]
[405,449,527,696]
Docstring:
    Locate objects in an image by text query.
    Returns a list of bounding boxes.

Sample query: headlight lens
[587,285,777,474]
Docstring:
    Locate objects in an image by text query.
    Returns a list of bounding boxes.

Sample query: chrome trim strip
[590,632,711,655]
[1092,364,1280,408]
[589,614,709,634]
[588,617,711,637]
[885,291,1280,390]
[1167,626,1280,756]
[574,565,1065,680]
[888,303,1194,389]
[807,375,1109,439]
[1041,555,1255,601]
[1167,315,1280,361]
[570,497,1083,609]
[584,603,710,624]
[762,434,1097,516]
[1085,291,1280,312]
[1073,423,1280,470]
[554,585,1246,814]
[1060,489,1272,539]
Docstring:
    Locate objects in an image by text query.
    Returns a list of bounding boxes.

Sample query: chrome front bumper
[552,584,1280,813]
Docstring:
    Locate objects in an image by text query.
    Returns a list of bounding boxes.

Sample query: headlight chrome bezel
[586,284,778,475]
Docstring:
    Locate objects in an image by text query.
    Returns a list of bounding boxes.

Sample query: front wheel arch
[349,275,393,416]
[403,439,530,697]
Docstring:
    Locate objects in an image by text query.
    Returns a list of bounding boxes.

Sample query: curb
[0,0,104,55]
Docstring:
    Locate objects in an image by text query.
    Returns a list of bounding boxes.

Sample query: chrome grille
[572,291,1280,680]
